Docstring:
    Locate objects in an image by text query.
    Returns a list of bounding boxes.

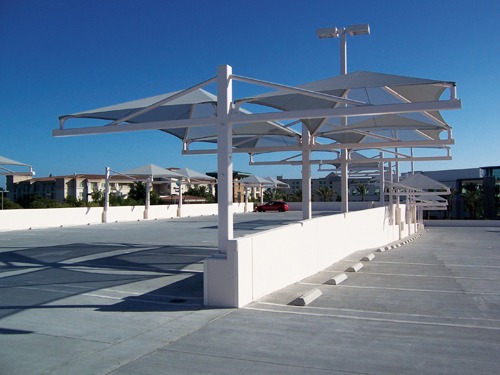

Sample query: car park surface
[0,216,499,374]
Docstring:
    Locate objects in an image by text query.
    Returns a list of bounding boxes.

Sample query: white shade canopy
[54,64,461,251]
[263,176,289,188]
[399,173,450,192]
[121,164,184,179]
[238,175,275,187]
[237,70,455,146]
[59,88,300,152]
[0,155,33,175]
[0,155,31,167]
[171,167,216,183]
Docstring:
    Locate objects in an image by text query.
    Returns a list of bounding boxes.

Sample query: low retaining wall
[0,203,246,231]
[287,201,380,212]
[205,205,415,307]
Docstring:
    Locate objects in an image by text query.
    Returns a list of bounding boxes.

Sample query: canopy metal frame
[53,65,461,253]
[0,156,35,176]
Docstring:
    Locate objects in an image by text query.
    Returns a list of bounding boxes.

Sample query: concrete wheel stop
[289,288,323,306]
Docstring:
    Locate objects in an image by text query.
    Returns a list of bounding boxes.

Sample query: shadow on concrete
[98,273,204,312]
[0,327,34,334]
[0,243,216,320]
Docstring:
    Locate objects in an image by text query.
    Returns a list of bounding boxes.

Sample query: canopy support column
[102,166,110,223]
[217,65,233,253]
[144,177,151,219]
[340,149,349,213]
[244,187,249,213]
[177,180,183,217]
[301,125,312,220]
[379,153,385,206]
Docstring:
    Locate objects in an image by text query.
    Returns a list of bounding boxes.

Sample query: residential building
[6,174,134,204]
[5,173,214,204]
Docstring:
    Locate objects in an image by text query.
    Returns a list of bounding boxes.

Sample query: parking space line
[340,284,500,295]
[245,304,500,331]
[372,261,500,269]
[352,271,500,281]
[254,301,500,323]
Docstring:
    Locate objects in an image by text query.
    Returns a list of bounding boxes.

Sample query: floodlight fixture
[316,27,339,39]
[345,24,370,36]
[316,24,370,39]
[316,23,371,74]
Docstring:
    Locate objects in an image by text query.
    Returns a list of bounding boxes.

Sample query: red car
[254,201,289,212]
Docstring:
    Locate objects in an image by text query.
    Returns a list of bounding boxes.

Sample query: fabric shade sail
[170,167,216,183]
[238,175,275,187]
[0,155,31,167]
[398,173,450,192]
[121,164,184,180]
[59,88,300,151]
[237,71,455,146]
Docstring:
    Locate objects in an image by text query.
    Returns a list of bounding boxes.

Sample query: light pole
[316,24,370,213]
[1,189,8,210]
[316,24,370,75]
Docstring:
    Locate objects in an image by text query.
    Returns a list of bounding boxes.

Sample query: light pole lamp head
[316,27,339,39]
[316,24,370,39]
[344,24,370,36]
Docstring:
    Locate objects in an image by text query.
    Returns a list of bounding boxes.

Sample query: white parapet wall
[0,207,104,231]
[0,203,246,231]
[205,206,413,308]
[287,201,380,212]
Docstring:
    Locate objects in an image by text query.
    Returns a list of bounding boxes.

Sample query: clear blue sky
[1,0,499,185]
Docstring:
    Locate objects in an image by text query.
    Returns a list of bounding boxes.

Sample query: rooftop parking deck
[0,215,499,374]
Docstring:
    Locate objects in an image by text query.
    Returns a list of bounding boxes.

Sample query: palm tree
[128,181,147,204]
[443,188,456,219]
[356,184,369,202]
[461,183,483,219]
[286,189,302,202]
[90,189,104,206]
[264,188,285,202]
[315,186,335,202]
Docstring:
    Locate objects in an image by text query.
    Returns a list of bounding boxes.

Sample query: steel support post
[339,32,349,213]
[301,124,312,220]
[340,149,349,213]
[340,33,347,75]
[177,181,183,217]
[244,187,249,213]
[217,65,233,253]
[144,177,151,220]
[102,166,110,223]
[379,152,385,206]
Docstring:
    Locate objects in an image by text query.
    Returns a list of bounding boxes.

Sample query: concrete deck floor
[0,214,499,374]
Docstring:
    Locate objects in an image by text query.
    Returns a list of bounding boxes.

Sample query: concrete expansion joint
[289,288,323,306]
[325,273,348,285]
